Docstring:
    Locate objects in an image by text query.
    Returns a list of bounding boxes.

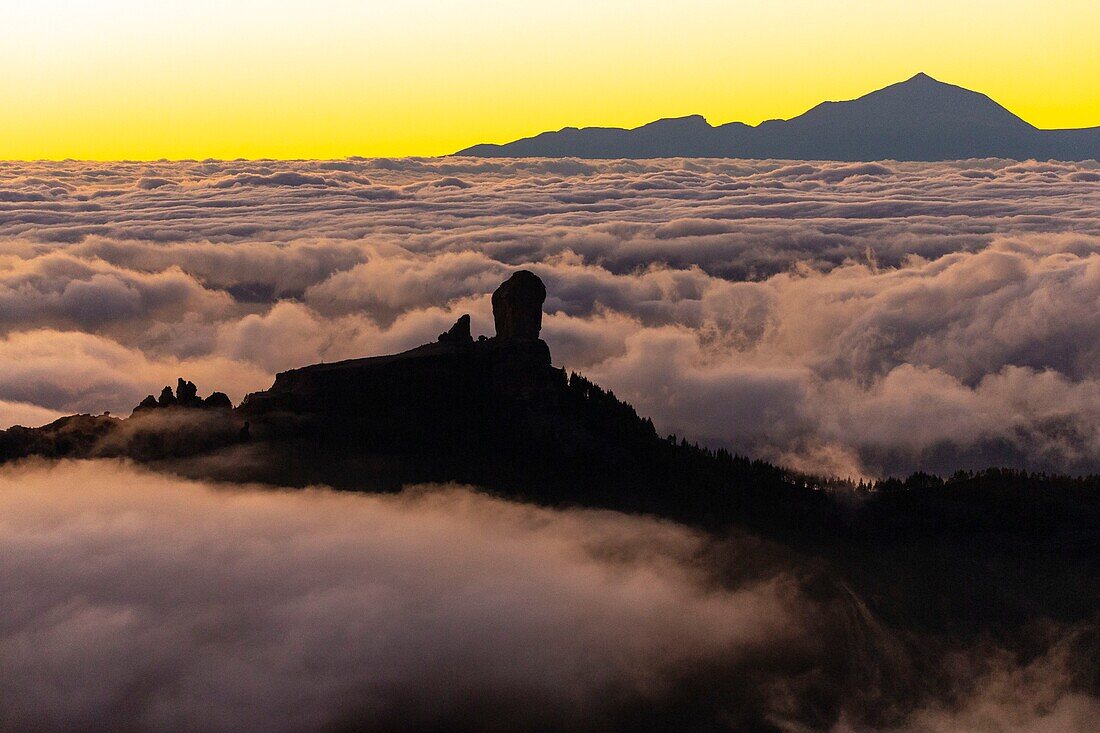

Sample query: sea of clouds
[1,460,1095,731]
[2,156,1099,478]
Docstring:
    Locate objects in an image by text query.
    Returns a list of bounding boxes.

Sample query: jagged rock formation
[3,271,798,527]
[437,314,472,344]
[492,270,545,340]
[176,378,199,406]
[219,271,822,531]
[245,271,557,419]
[0,380,244,464]
[204,392,233,409]
[3,279,1098,727]
[3,272,1100,669]
[134,378,233,413]
[2,271,1098,558]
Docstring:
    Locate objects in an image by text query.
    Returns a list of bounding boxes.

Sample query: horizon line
[5,72,1099,163]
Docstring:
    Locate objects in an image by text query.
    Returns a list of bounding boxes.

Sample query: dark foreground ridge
[3,271,1099,727]
[456,73,1100,161]
[2,269,1098,546]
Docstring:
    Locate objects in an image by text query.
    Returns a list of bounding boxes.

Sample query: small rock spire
[438,314,473,344]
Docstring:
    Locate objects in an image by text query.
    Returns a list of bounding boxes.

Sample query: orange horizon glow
[2,0,1098,160]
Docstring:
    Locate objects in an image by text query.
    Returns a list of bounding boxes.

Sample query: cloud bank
[0,460,798,730]
[0,460,1095,731]
[2,157,1099,476]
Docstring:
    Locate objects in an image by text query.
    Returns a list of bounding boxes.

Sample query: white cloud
[0,460,800,730]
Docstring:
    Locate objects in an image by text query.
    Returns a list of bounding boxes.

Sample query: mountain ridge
[2,270,1097,639]
[457,73,1100,160]
[2,270,1097,547]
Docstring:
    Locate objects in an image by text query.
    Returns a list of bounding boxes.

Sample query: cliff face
[233,334,579,493]
[244,337,560,418]
[229,271,579,493]
[250,270,557,417]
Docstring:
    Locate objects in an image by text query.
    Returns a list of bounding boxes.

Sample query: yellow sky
[2,0,1098,160]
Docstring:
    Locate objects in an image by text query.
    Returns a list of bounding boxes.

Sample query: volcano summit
[458,73,1100,161]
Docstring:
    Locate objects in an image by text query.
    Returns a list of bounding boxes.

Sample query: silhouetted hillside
[2,272,1098,642]
[457,73,1100,161]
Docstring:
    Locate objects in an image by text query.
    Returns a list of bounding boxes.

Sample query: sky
[1,0,1099,159]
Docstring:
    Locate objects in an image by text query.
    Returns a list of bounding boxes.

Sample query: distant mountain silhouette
[457,73,1100,160]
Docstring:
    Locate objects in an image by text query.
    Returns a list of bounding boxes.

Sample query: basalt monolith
[492,270,546,340]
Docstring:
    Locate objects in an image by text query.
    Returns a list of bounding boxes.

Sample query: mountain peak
[905,71,938,83]
[636,114,711,131]
[455,74,1098,160]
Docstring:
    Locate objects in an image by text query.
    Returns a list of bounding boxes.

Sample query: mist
[0,459,1095,731]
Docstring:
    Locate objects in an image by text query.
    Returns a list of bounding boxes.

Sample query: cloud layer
[2,157,1099,476]
[0,460,799,730]
[0,460,1095,731]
